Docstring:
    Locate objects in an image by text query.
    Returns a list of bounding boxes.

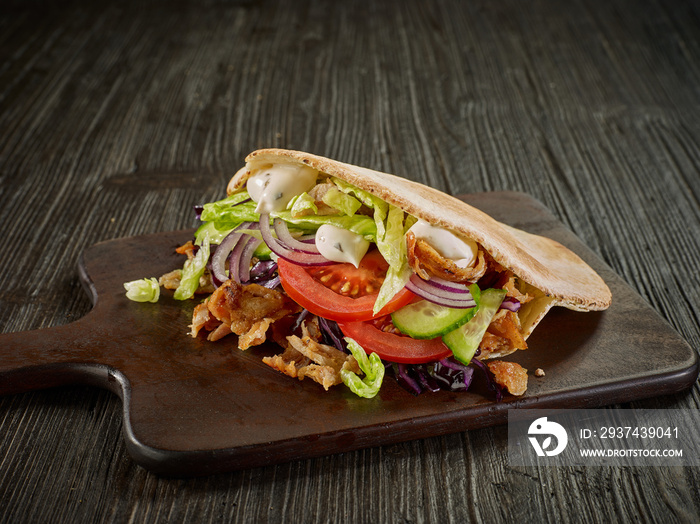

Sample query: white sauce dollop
[315,224,370,268]
[408,219,478,268]
[246,164,318,214]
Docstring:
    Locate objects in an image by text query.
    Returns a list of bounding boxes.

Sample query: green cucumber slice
[442,288,507,365]
[391,300,478,340]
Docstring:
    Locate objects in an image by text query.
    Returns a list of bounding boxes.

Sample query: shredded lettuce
[375,263,412,314]
[331,179,411,313]
[332,177,387,212]
[124,278,160,303]
[180,178,413,312]
[330,178,411,312]
[198,190,259,230]
[193,221,230,244]
[272,210,377,239]
[287,192,318,216]
[373,205,411,313]
[322,188,362,216]
[173,233,211,300]
[341,337,385,398]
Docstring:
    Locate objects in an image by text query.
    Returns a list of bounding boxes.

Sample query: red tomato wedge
[337,319,452,364]
[277,250,415,322]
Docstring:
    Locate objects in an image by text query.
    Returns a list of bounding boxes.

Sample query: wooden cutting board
[0,192,696,476]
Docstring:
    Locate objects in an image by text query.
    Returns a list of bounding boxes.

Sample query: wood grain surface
[1,0,699,522]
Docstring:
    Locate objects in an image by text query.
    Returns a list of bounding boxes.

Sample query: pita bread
[228,149,612,346]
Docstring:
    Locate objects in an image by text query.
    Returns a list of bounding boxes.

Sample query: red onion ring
[228,234,262,283]
[406,274,477,308]
[273,218,321,254]
[259,214,332,266]
[424,276,472,293]
[499,297,521,312]
[406,275,477,309]
[210,229,245,286]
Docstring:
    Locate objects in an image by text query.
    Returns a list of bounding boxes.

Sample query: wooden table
[1,0,699,521]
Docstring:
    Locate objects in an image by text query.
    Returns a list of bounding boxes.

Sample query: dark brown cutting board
[0,192,696,476]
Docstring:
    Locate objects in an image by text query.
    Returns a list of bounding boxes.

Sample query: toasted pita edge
[228,149,612,348]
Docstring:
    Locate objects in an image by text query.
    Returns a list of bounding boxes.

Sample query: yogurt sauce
[246,164,318,214]
[408,219,478,268]
[315,224,370,268]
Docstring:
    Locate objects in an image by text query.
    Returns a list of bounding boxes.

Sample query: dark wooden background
[1,0,699,521]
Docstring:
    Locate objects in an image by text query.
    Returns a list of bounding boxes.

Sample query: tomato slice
[337,319,452,364]
[277,250,415,322]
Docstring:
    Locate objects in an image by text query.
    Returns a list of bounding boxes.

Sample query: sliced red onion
[273,218,321,254]
[259,214,332,266]
[405,281,476,309]
[419,274,518,311]
[209,222,257,287]
[500,297,521,312]
[240,237,263,282]
[229,235,262,283]
[425,276,472,293]
[406,274,477,308]
[210,231,244,286]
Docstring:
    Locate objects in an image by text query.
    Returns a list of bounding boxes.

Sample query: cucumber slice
[442,288,507,365]
[391,300,478,340]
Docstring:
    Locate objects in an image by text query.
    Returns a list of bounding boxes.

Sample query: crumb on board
[534,368,545,378]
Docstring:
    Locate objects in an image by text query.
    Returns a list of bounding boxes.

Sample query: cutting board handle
[0,315,122,396]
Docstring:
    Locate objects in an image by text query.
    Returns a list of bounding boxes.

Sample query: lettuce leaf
[173,232,211,300]
[198,190,259,230]
[287,192,318,216]
[322,188,362,216]
[124,278,160,303]
[332,177,388,214]
[180,179,412,312]
[193,221,232,244]
[341,337,385,398]
[272,210,377,239]
[374,207,411,313]
[329,177,411,314]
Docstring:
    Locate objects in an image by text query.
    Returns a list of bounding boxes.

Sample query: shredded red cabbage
[413,365,442,393]
[291,309,311,334]
[318,316,348,352]
[384,356,474,395]
[249,260,277,281]
[430,358,475,392]
[393,363,423,395]
[469,356,504,402]
[284,314,504,401]
[247,260,280,288]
